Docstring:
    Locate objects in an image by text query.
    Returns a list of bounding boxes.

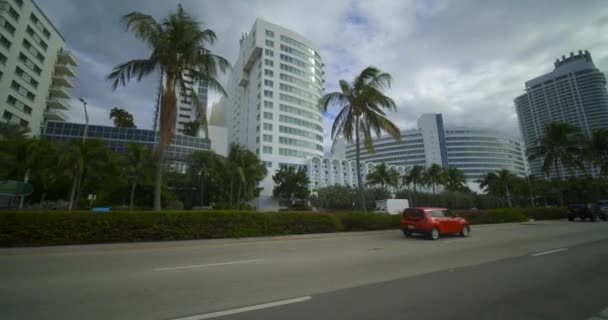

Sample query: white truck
[374,199,409,215]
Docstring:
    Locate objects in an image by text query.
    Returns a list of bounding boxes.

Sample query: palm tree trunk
[40,192,47,209]
[505,183,512,208]
[229,178,234,207]
[237,182,242,205]
[355,117,367,212]
[68,170,78,211]
[199,175,205,207]
[153,150,165,211]
[412,182,417,207]
[554,160,564,206]
[129,182,137,211]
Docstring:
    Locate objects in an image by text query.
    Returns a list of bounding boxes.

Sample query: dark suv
[568,202,607,222]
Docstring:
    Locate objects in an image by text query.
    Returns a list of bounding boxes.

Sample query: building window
[12,0,23,8]
[265,30,274,38]
[7,6,19,21]
[1,17,16,35]
[263,123,273,131]
[265,161,272,168]
[265,39,274,47]
[263,134,273,142]
[15,67,38,88]
[29,13,51,39]
[263,146,273,154]
[264,79,273,87]
[265,49,273,57]
[264,90,273,98]
[264,101,273,109]
[6,95,32,114]
[0,35,11,49]
[263,112,273,120]
[0,52,6,65]
[10,81,35,101]
[25,26,48,51]
[18,53,42,75]
[264,59,274,67]
[264,69,274,77]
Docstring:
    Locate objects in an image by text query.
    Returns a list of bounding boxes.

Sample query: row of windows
[280,93,317,109]
[22,38,45,62]
[279,73,322,94]
[280,125,323,142]
[280,63,322,84]
[280,104,322,121]
[280,35,320,60]
[18,52,42,75]
[279,147,319,158]
[265,30,274,38]
[280,44,320,67]
[279,114,323,132]
[279,136,323,151]
[10,80,35,101]
[6,94,32,114]
[279,83,319,101]
[0,16,16,35]
[25,25,48,51]
[29,12,52,39]
[2,3,20,22]
[2,110,28,127]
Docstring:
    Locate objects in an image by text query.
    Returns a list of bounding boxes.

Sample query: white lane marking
[171,296,312,320]
[154,259,264,271]
[443,240,458,243]
[531,248,568,257]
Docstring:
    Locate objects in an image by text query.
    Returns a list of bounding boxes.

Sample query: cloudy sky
[38,0,608,147]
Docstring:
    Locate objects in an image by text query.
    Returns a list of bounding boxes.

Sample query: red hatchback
[401,207,470,240]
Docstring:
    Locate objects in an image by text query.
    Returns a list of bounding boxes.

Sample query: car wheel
[568,215,574,221]
[402,229,412,237]
[460,225,470,237]
[429,228,440,240]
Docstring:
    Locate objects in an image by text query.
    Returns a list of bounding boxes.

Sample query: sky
[37,0,608,151]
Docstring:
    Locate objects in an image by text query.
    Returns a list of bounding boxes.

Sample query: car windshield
[405,209,424,217]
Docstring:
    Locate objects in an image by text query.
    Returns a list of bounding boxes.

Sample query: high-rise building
[153,73,207,135]
[344,114,528,187]
[0,0,77,135]
[212,18,325,210]
[515,50,608,178]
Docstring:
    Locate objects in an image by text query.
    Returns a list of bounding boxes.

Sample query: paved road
[2,220,608,320]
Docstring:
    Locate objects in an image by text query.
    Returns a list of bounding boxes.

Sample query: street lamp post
[79,98,89,143]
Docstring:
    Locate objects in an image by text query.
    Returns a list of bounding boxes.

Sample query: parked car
[401,207,470,240]
[567,202,605,222]
[596,200,608,217]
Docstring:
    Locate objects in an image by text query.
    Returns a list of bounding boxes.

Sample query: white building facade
[344,114,528,186]
[212,19,325,210]
[0,0,77,135]
[515,50,608,178]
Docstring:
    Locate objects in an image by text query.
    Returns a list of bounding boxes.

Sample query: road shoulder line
[171,296,311,320]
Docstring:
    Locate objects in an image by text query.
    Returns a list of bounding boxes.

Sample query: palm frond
[108,58,158,89]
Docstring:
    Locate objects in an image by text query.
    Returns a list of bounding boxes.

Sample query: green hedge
[0,210,343,247]
[334,212,400,231]
[453,207,567,225]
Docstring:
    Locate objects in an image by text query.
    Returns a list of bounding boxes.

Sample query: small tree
[273,166,310,208]
[109,107,136,128]
[366,163,399,192]
[442,167,467,192]
[424,164,444,196]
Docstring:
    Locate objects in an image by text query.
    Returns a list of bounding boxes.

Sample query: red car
[401,207,470,240]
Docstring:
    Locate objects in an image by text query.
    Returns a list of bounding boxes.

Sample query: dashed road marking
[531,248,568,257]
[171,296,312,320]
[154,259,264,271]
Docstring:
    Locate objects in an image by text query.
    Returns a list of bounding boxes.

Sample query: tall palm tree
[226,144,267,207]
[403,165,424,207]
[424,164,444,197]
[320,66,400,211]
[582,129,608,177]
[527,122,582,179]
[366,163,399,192]
[188,150,222,207]
[495,169,517,208]
[108,5,230,211]
[26,138,60,207]
[109,107,136,128]
[442,167,466,192]
[124,143,152,210]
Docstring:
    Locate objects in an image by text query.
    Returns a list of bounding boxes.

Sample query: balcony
[55,63,76,77]
[243,47,262,73]
[47,97,69,110]
[57,50,78,66]
[44,109,67,121]
[52,73,74,88]
[49,86,70,99]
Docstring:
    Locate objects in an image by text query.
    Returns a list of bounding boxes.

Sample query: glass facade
[43,121,210,162]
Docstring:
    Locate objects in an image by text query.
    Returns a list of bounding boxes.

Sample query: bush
[520,207,566,220]
[0,210,342,247]
[335,212,400,231]
[453,209,528,225]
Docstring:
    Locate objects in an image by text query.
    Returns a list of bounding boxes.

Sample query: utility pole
[79,98,89,143]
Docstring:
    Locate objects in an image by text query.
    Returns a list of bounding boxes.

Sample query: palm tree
[366,163,398,192]
[109,107,136,128]
[108,4,230,211]
[26,138,60,207]
[527,122,583,179]
[582,129,608,176]
[403,165,424,207]
[320,66,400,211]
[442,167,466,192]
[495,169,517,208]
[226,144,267,207]
[0,122,30,140]
[188,150,222,207]
[124,143,152,210]
[424,164,444,197]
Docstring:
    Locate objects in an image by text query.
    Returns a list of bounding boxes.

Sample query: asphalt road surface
[2,220,608,320]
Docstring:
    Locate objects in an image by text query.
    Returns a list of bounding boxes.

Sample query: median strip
[531,248,568,257]
[154,259,265,271]
[171,296,312,320]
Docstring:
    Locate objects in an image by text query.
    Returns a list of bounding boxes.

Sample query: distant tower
[515,50,608,178]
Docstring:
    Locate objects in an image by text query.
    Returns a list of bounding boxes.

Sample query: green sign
[0,180,34,196]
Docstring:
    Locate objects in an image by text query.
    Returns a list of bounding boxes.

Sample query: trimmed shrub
[520,207,567,220]
[335,212,400,231]
[453,209,528,225]
[0,210,342,247]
